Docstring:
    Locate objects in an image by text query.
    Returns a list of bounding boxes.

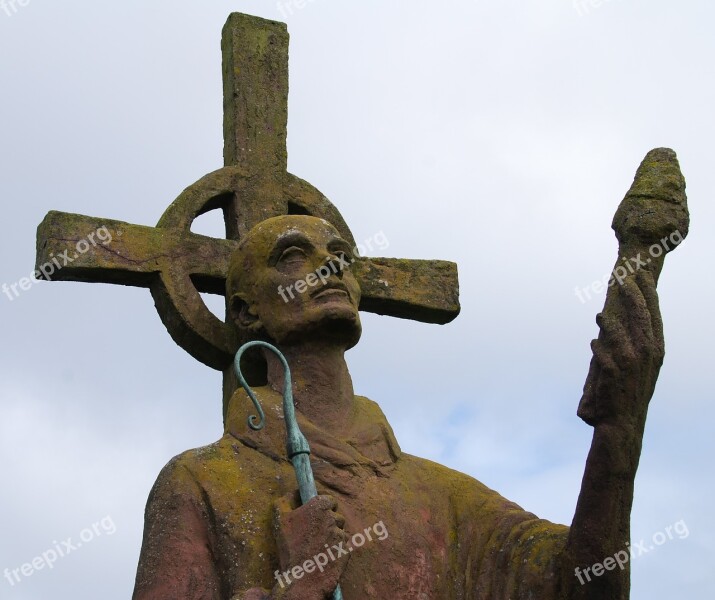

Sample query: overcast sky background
[1,1,713,598]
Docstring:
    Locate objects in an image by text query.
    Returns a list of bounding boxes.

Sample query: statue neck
[264,341,355,435]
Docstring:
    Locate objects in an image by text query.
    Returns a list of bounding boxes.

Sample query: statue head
[226,215,362,349]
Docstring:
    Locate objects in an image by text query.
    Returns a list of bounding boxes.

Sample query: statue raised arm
[561,147,689,598]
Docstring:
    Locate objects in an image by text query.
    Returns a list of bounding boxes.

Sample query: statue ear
[229,293,262,332]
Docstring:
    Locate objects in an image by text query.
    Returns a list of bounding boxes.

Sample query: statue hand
[578,269,665,426]
[578,148,687,428]
[273,493,350,600]
[612,147,688,248]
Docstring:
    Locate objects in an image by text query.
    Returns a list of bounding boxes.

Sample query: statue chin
[269,311,362,350]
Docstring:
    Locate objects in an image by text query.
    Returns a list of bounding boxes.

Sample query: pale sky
[1,1,713,598]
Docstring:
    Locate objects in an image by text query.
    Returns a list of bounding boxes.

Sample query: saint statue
[131,146,689,600]
[33,13,689,600]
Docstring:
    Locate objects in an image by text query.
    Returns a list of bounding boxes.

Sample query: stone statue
[35,13,689,600]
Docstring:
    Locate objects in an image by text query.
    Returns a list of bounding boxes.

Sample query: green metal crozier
[234,341,343,600]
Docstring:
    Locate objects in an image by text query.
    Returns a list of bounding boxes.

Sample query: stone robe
[133,389,569,599]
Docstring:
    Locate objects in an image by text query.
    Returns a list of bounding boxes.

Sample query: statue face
[228,216,362,347]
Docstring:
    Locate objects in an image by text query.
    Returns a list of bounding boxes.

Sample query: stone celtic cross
[35,13,460,403]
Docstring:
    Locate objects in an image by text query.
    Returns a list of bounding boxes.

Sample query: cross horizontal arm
[35,210,234,292]
[353,258,459,324]
[36,210,460,369]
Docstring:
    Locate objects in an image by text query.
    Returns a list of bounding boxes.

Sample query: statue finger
[595,312,635,366]
[333,511,346,530]
[636,269,664,349]
[590,338,618,375]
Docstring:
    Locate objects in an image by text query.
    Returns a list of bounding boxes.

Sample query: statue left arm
[133,457,223,600]
[561,148,689,599]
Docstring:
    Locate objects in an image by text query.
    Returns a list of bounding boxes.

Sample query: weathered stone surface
[133,387,569,599]
[353,257,459,324]
[221,13,289,175]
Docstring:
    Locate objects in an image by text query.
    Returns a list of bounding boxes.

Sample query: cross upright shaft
[222,13,288,175]
[221,14,290,241]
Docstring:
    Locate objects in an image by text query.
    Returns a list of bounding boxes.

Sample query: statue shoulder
[393,449,528,514]
[148,438,239,498]
[353,394,392,424]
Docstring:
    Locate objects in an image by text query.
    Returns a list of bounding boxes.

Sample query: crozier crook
[234,341,344,600]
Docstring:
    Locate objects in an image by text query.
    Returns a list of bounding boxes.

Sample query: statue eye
[277,246,307,268]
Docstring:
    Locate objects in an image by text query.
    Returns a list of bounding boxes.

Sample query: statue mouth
[311,284,349,300]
